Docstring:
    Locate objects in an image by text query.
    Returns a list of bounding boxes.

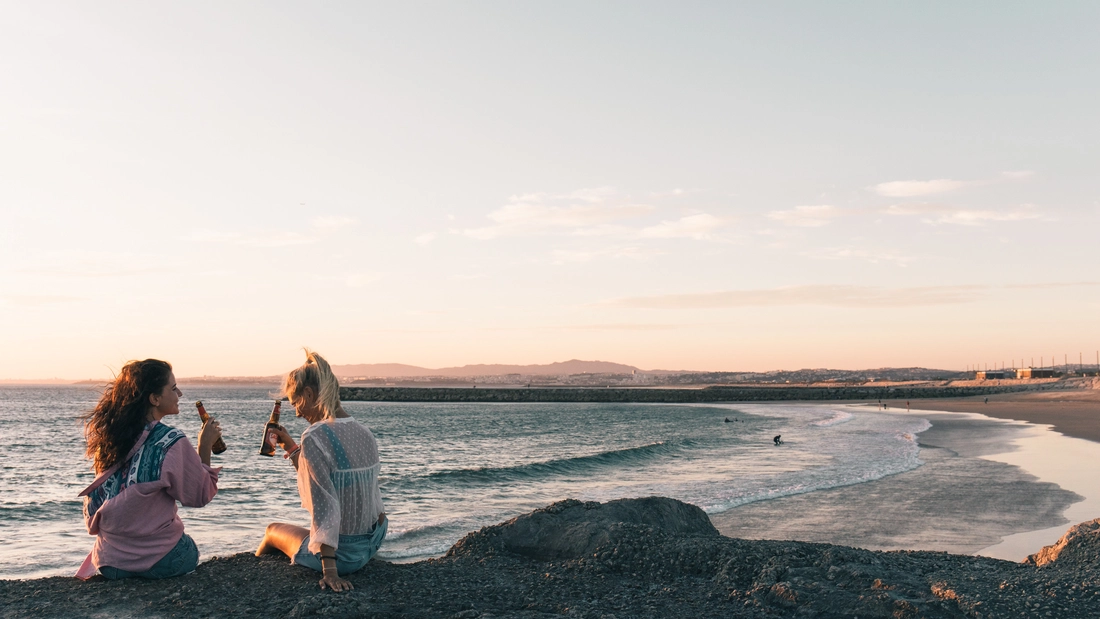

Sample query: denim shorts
[100,533,199,580]
[294,518,387,576]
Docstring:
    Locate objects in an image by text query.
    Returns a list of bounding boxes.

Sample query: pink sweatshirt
[76,429,219,578]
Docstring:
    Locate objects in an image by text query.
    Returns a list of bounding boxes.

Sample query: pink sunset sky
[1,3,1097,380]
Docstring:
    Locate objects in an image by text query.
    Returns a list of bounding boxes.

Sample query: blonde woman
[256,351,386,592]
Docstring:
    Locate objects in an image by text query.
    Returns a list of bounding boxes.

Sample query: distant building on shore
[1015,368,1055,379]
[975,370,1006,380]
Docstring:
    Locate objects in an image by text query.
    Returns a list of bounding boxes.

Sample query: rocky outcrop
[4,498,1100,618]
[447,497,719,561]
[1027,518,1100,568]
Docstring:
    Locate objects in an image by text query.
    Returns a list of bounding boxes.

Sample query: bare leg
[256,522,309,558]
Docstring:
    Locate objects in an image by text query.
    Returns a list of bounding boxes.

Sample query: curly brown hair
[82,359,173,473]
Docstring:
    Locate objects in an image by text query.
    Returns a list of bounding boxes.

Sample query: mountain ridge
[330,359,681,378]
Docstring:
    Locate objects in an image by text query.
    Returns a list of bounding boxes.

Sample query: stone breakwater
[6,497,1100,618]
[341,384,1036,403]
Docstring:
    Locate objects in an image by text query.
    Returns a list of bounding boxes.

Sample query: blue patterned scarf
[83,422,185,520]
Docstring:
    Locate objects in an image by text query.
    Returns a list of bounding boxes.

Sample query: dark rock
[3,497,1100,618]
[447,497,718,561]
[1026,518,1100,567]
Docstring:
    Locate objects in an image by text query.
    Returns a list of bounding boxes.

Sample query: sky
[1,2,1098,380]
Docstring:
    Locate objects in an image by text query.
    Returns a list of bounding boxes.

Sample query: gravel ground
[4,497,1100,618]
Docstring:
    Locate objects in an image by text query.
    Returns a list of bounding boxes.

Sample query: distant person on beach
[76,359,222,580]
[256,351,387,592]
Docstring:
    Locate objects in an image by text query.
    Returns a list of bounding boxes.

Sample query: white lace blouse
[296,417,384,554]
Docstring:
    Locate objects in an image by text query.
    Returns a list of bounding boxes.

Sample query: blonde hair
[283,349,341,421]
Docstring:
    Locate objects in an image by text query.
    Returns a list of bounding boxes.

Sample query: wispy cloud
[767,205,843,228]
[414,232,438,246]
[0,294,82,307]
[456,188,652,239]
[15,251,170,278]
[455,188,730,242]
[316,272,382,288]
[1002,281,1099,290]
[604,285,987,309]
[638,213,726,239]
[870,170,1033,198]
[803,247,913,266]
[185,229,316,248]
[551,323,678,331]
[648,188,699,198]
[550,246,660,264]
[604,281,1096,310]
[312,216,356,230]
[883,203,1042,226]
[871,179,973,197]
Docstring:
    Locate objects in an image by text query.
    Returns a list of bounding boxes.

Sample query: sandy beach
[907,388,1100,443]
[711,386,1100,562]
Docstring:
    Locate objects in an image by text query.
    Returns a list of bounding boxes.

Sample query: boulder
[1026,518,1100,567]
[447,496,718,561]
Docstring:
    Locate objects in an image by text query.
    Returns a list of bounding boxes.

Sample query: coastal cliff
[4,497,1099,618]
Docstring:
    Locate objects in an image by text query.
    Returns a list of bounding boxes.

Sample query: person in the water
[773,435,782,446]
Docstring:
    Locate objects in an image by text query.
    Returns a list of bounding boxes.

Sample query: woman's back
[297,417,383,538]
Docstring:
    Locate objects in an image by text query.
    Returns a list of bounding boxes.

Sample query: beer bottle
[259,400,282,457]
[194,401,227,454]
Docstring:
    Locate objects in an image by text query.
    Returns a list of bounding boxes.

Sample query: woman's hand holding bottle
[197,420,223,466]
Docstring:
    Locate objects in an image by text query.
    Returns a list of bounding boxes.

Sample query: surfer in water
[773,435,782,446]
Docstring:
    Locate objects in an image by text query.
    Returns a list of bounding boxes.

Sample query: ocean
[0,385,931,580]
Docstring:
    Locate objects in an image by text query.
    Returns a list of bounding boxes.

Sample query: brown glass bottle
[194,401,227,454]
[259,400,282,456]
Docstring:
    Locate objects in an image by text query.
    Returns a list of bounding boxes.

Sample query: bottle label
[266,429,278,448]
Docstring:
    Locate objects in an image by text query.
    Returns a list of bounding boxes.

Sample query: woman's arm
[317,543,352,591]
[298,434,342,552]
[163,437,220,507]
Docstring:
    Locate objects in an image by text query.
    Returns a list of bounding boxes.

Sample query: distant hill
[331,359,660,378]
[54,363,966,385]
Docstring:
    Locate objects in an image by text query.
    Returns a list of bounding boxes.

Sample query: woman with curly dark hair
[75,359,222,580]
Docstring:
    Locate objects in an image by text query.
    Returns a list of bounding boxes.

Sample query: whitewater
[0,385,930,579]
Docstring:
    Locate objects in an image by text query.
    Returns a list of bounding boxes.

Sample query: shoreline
[906,388,1100,443]
[709,393,1100,563]
[708,404,1084,558]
